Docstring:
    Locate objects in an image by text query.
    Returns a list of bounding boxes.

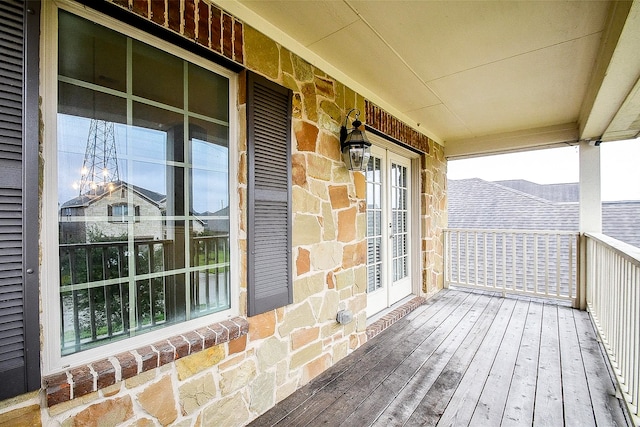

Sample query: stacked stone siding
[0,0,447,425]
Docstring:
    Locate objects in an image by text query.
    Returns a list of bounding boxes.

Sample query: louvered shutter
[246,72,293,316]
[0,0,40,400]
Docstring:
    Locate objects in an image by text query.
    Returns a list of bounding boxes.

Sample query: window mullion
[125,36,137,336]
[183,60,192,320]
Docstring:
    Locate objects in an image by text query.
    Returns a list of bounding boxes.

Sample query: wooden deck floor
[250,289,630,427]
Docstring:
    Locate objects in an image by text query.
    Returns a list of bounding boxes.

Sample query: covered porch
[251,229,640,426]
[228,2,640,425]
[250,288,628,426]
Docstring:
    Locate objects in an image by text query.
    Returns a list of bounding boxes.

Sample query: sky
[448,138,640,201]
[58,115,229,213]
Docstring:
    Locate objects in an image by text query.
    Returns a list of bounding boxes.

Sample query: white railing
[586,233,640,425]
[444,228,579,303]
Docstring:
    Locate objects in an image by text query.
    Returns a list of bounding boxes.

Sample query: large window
[52,9,236,360]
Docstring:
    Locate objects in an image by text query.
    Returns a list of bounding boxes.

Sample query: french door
[366,146,413,317]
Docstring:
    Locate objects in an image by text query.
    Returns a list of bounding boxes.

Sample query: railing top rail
[59,234,231,249]
[445,228,579,236]
[585,232,640,266]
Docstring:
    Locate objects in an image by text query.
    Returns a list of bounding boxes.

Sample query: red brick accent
[183,331,204,353]
[183,0,196,39]
[153,340,176,366]
[43,317,249,407]
[44,372,71,407]
[169,336,190,359]
[196,0,209,47]
[137,345,160,371]
[209,322,228,343]
[150,0,165,25]
[196,326,218,348]
[210,7,222,53]
[366,297,426,340]
[70,365,94,399]
[92,359,116,389]
[233,19,243,63]
[364,101,431,154]
[221,319,241,340]
[115,352,138,380]
[167,0,181,32]
[107,0,244,65]
[222,13,233,59]
[132,0,148,18]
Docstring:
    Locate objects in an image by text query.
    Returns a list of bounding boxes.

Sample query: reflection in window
[366,156,383,293]
[57,11,232,355]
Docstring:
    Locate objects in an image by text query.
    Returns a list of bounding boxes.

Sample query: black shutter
[0,0,40,400]
[246,72,293,316]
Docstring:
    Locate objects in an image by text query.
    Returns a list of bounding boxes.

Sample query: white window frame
[40,0,239,374]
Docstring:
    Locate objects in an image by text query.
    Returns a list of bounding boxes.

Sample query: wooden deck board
[263,291,469,426]
[355,294,495,426]
[533,304,564,426]
[558,306,596,427]
[310,293,483,426]
[436,297,517,427]
[250,289,630,427]
[501,300,543,426]
[574,310,629,427]
[397,296,504,426]
[249,290,465,426]
[469,299,530,426]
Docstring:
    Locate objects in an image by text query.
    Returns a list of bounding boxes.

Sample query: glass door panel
[388,154,412,305]
[366,147,412,317]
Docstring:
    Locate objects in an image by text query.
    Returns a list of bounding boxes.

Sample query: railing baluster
[502,232,507,296]
[483,232,488,288]
[493,232,497,290]
[465,231,470,286]
[568,235,573,300]
[474,231,478,287]
[556,234,561,297]
[457,231,461,285]
[533,233,538,294]
[523,233,528,293]
[511,233,516,293]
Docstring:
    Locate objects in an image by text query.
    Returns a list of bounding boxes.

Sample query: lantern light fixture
[339,108,371,172]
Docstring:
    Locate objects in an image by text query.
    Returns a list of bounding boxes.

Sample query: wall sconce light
[340,108,371,172]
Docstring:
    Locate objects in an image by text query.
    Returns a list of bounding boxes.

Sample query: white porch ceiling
[217,0,640,158]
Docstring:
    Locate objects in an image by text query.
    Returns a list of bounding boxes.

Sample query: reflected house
[59,180,205,243]
[199,206,230,235]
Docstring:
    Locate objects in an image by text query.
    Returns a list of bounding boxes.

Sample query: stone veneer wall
[422,141,447,295]
[0,0,447,425]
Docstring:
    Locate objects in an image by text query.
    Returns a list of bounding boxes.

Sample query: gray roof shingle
[448,178,640,248]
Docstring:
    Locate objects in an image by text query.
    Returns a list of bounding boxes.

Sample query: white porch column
[579,141,602,233]
[578,140,601,310]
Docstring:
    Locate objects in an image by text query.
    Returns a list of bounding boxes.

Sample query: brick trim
[43,317,249,407]
[106,0,244,65]
[364,100,431,154]
[366,297,425,340]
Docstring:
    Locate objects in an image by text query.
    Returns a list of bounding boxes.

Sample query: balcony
[252,230,638,426]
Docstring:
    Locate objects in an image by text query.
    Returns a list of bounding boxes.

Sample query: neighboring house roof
[198,206,230,233]
[494,180,579,203]
[448,178,640,248]
[60,180,166,209]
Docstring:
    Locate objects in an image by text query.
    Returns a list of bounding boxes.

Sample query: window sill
[42,317,249,407]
